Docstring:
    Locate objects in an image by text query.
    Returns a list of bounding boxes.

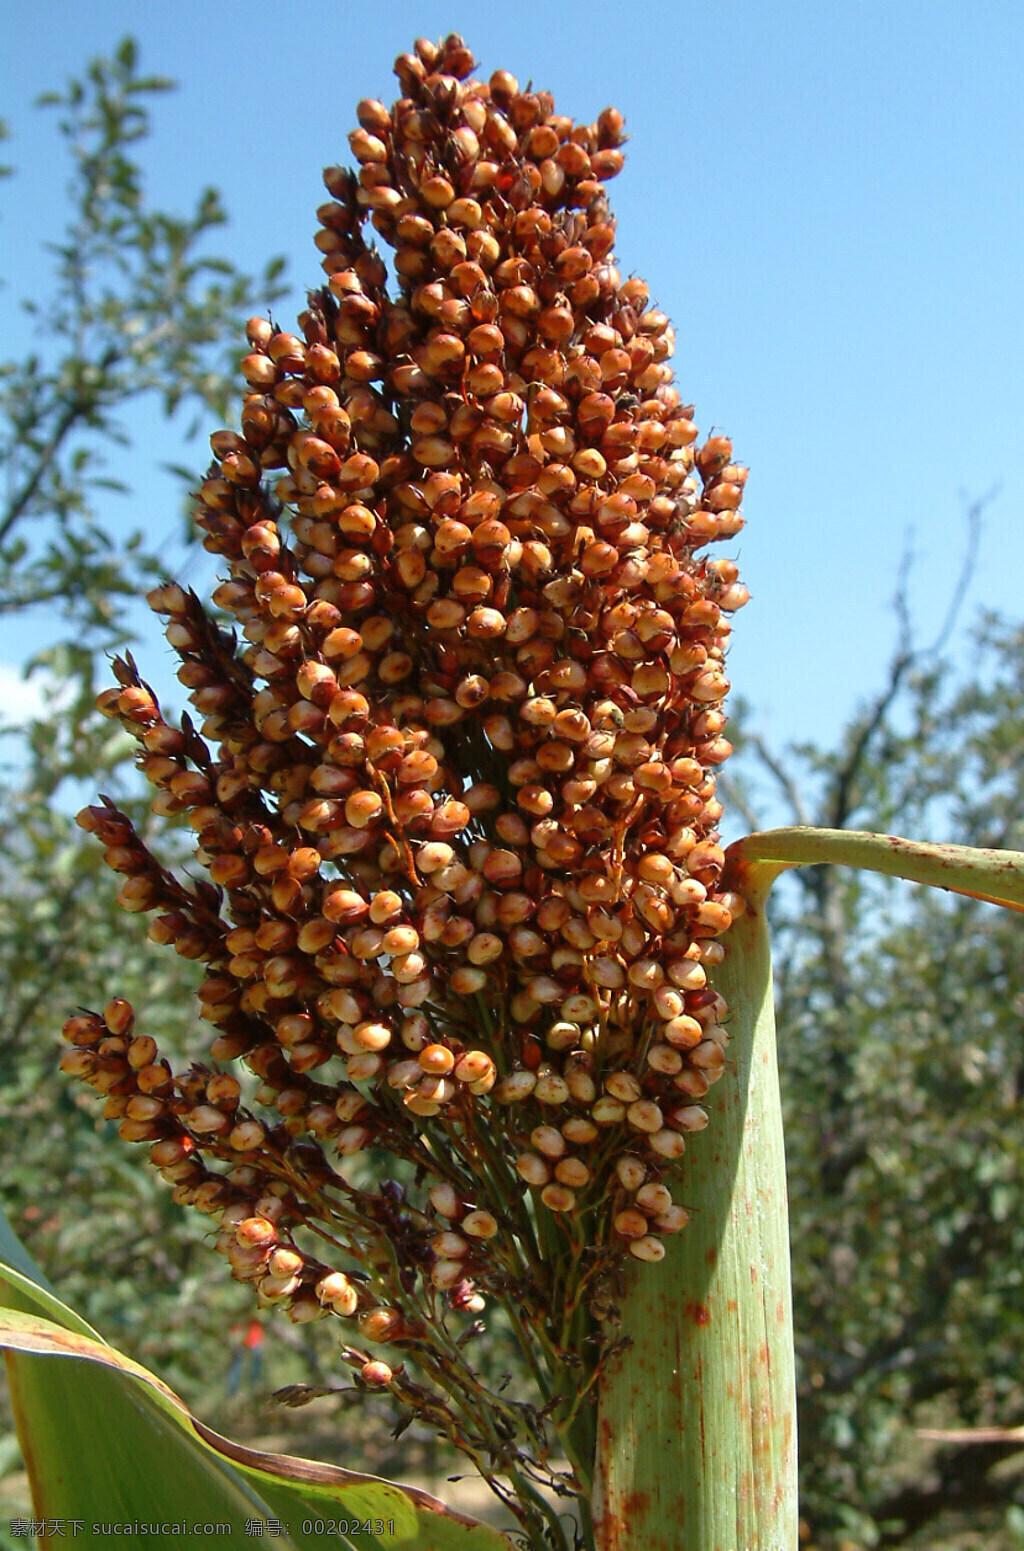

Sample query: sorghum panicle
[62,31,749,1512]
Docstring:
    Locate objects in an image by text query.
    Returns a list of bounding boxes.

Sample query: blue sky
[2,0,1022,821]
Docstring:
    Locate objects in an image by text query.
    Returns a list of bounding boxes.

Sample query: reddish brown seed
[360,1359,394,1387]
[462,1209,498,1239]
[614,1209,649,1240]
[187,1104,230,1135]
[103,999,135,1037]
[453,1050,496,1084]
[541,1183,576,1213]
[236,1216,278,1248]
[359,1307,403,1343]
[317,1273,359,1316]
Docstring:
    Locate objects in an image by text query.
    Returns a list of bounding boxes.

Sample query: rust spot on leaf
[705,1245,717,1266]
[685,1301,711,1325]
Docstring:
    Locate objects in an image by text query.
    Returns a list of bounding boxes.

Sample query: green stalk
[592,828,1024,1550]
[593,895,796,1550]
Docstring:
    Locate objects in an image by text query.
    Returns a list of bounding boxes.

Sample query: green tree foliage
[0,38,291,1443]
[742,611,1024,1548]
[0,37,285,658]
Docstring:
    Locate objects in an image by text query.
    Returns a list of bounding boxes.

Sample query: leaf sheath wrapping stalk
[594,901,797,1551]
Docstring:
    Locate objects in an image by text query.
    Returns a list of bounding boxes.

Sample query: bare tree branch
[827,487,997,832]
[715,771,761,836]
[0,386,98,549]
[927,485,995,658]
[747,733,810,827]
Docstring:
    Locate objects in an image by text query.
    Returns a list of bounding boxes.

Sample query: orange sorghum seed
[360,1360,394,1387]
[613,1209,649,1240]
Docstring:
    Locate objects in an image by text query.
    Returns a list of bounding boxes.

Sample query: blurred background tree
[0,37,300,1488]
[1,36,1022,1551]
[730,594,1024,1549]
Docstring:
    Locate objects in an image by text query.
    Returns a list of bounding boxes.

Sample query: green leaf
[0,1208,56,1296]
[724,827,1024,913]
[0,1220,513,1550]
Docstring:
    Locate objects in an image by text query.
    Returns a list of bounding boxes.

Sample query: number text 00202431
[300,1522,397,1537]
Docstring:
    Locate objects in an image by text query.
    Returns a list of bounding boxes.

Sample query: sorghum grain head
[65,32,749,1496]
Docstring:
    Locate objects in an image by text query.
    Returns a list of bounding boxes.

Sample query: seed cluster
[63,33,748,1434]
